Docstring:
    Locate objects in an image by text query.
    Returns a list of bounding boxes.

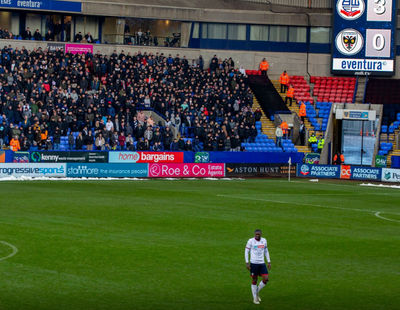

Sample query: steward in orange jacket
[279,71,290,93]
[285,85,294,106]
[10,137,21,151]
[281,121,289,136]
[334,153,345,165]
[299,101,306,122]
[259,58,269,75]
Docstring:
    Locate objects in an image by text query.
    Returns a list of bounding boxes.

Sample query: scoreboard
[332,0,397,76]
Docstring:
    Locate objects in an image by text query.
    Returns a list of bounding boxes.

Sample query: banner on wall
[109,152,184,163]
[66,163,148,178]
[13,151,30,163]
[148,163,224,178]
[195,152,210,163]
[375,155,387,168]
[225,163,295,177]
[304,153,320,164]
[30,151,108,163]
[0,0,82,12]
[47,43,65,52]
[65,44,93,54]
[0,163,66,178]
[381,168,400,182]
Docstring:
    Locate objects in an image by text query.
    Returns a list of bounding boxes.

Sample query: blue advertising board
[66,163,148,178]
[297,164,341,178]
[350,166,381,180]
[0,0,82,13]
[332,0,397,76]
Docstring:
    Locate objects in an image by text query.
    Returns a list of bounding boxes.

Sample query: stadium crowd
[0,44,259,152]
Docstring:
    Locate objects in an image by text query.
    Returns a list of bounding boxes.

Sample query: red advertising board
[149,163,225,178]
[109,152,184,163]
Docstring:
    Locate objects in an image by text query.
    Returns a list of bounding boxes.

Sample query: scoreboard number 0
[373,0,386,14]
[372,34,385,50]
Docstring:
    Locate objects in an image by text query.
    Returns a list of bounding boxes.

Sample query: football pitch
[0,178,399,310]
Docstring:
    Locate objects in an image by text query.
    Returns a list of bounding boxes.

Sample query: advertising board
[351,166,381,180]
[375,155,387,168]
[148,163,224,178]
[65,44,93,54]
[30,151,108,163]
[381,168,400,182]
[297,164,341,178]
[66,163,148,178]
[225,163,295,177]
[0,163,66,178]
[109,152,183,163]
[47,43,65,52]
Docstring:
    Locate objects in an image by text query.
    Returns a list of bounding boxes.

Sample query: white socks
[258,281,266,292]
[251,284,258,299]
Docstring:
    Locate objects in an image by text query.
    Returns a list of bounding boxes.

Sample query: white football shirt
[245,237,270,264]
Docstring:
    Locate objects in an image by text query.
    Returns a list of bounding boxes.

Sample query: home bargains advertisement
[109,152,184,163]
[148,163,224,178]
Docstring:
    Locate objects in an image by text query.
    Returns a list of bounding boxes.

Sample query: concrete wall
[5,39,400,79]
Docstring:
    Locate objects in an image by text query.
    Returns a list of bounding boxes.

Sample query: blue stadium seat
[381,126,387,133]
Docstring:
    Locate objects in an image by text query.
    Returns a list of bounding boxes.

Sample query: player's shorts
[250,263,268,277]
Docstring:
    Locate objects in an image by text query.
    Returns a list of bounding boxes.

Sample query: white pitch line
[0,241,18,261]
[217,195,400,216]
[374,212,400,223]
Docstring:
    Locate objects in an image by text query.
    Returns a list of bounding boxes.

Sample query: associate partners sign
[109,152,184,163]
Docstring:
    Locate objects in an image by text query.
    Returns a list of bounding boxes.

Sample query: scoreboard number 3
[367,0,392,21]
[373,0,386,14]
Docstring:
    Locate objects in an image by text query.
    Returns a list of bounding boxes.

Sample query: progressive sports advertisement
[332,0,397,76]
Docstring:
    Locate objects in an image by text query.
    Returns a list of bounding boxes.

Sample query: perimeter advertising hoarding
[0,163,66,178]
[381,168,400,182]
[148,163,225,178]
[351,166,381,180]
[30,151,108,163]
[47,43,65,52]
[225,163,295,177]
[297,164,341,178]
[66,163,148,178]
[332,0,397,76]
[109,152,184,163]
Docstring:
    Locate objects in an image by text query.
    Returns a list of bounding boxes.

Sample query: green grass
[0,178,399,310]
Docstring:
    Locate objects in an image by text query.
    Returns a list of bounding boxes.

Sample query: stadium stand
[0,46,262,152]
[311,76,356,104]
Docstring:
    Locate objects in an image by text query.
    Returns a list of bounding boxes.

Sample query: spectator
[10,135,20,151]
[54,20,62,41]
[23,27,32,40]
[33,29,43,41]
[74,31,83,43]
[85,32,93,43]
[85,130,95,150]
[68,132,75,150]
[95,133,105,150]
[45,30,54,41]
[76,132,84,150]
